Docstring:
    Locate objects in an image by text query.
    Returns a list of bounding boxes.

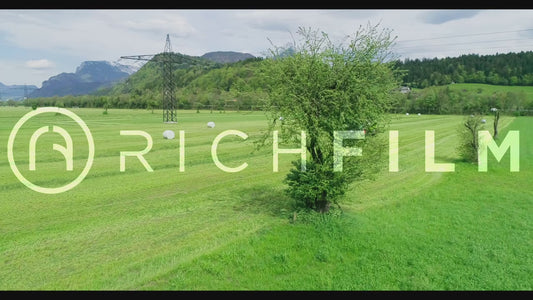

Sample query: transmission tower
[7,84,31,101]
[161,35,176,123]
[121,34,202,123]
[23,84,28,100]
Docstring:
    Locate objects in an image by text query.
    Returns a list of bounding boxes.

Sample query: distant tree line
[396,51,533,88]
[18,52,533,116]
[21,85,532,116]
[391,86,533,116]
[0,99,19,107]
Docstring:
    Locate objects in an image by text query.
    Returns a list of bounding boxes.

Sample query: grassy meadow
[0,107,531,290]
[448,83,533,99]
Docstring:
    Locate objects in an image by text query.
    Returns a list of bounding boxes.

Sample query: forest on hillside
[395,51,533,88]
[10,51,533,116]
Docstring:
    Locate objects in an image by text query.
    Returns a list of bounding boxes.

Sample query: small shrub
[285,160,348,212]
[457,114,486,163]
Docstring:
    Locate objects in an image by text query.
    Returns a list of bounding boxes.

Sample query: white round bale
[481,119,487,124]
[406,113,409,116]
[207,121,215,128]
[163,130,175,140]
[417,113,421,116]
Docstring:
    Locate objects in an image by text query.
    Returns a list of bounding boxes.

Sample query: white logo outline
[7,107,95,194]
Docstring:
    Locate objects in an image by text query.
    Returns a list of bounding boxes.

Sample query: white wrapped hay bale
[163,130,175,140]
[207,121,215,128]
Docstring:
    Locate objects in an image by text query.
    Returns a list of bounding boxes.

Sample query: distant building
[400,86,411,94]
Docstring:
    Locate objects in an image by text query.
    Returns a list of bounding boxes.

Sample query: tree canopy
[396,51,533,88]
[259,25,401,212]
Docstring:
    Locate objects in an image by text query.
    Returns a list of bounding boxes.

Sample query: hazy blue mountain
[201,51,255,64]
[0,83,38,101]
[29,61,138,98]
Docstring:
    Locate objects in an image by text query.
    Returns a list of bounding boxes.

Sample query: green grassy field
[0,107,531,290]
[448,83,533,99]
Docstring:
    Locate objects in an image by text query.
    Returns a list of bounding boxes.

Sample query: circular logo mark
[7,107,95,194]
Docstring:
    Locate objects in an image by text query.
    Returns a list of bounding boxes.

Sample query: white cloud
[0,59,57,87]
[25,59,55,69]
[0,10,197,60]
[116,14,196,37]
[419,10,481,25]
[0,9,532,86]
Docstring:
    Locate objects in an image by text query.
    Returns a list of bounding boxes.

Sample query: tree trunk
[316,190,330,213]
[308,136,323,164]
[493,111,500,139]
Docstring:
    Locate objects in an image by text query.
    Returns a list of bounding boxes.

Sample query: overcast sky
[1,9,532,87]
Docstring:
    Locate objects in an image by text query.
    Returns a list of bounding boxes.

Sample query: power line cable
[394,37,533,50]
[396,28,533,44]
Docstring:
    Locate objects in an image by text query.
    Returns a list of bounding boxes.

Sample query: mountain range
[21,51,255,99]
[0,83,38,101]
[28,61,138,98]
[201,51,255,63]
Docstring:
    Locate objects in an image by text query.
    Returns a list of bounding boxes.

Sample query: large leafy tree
[259,25,401,212]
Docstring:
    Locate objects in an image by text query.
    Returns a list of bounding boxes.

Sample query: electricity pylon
[121,34,202,123]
